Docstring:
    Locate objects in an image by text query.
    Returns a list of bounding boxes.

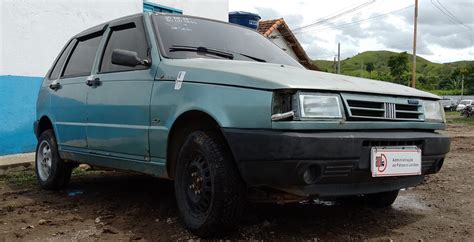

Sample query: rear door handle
[86,77,101,87]
[49,80,61,90]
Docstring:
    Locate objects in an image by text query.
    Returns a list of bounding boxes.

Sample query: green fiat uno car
[34,13,450,236]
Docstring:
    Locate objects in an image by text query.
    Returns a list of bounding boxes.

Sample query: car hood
[160,58,440,99]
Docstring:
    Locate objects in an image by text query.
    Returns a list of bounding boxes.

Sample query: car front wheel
[174,131,245,237]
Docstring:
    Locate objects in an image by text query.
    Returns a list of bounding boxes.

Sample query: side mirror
[111,49,149,67]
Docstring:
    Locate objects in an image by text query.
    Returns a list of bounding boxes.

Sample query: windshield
[152,15,303,67]
[460,100,472,105]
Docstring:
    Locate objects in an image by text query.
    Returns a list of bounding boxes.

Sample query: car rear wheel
[174,131,245,237]
[35,129,74,190]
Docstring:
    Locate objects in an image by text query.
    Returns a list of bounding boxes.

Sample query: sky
[229,0,474,63]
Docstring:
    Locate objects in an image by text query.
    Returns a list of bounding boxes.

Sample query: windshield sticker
[174,71,186,90]
[170,26,192,32]
[165,16,197,25]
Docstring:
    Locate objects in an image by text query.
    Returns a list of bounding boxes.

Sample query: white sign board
[371,146,422,177]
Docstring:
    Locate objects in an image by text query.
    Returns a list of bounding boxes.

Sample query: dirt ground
[1,123,473,241]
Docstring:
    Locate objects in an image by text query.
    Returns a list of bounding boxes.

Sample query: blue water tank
[229,11,261,29]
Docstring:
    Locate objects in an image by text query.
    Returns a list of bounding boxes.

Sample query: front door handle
[49,80,61,90]
[86,77,101,87]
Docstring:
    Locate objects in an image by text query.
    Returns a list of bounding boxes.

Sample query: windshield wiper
[237,53,266,62]
[169,45,234,60]
[169,45,267,63]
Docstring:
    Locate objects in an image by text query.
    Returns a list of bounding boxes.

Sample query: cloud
[330,10,437,55]
[399,2,474,49]
[401,1,474,26]
[254,6,280,20]
[254,6,304,28]
[240,1,474,62]
[302,35,336,58]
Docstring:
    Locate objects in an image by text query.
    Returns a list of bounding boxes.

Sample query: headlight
[298,93,343,119]
[423,100,445,123]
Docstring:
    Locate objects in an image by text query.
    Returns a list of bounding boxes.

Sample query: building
[258,18,319,71]
[0,0,228,155]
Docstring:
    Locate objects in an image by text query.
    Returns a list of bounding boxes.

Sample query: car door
[86,15,155,160]
[50,30,104,152]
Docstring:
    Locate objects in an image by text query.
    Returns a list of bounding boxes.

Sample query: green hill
[313,50,474,95]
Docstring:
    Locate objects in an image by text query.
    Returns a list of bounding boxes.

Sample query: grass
[428,90,467,96]
[313,50,471,75]
[0,166,102,187]
[0,169,36,186]
[313,50,474,96]
[447,117,474,124]
[446,111,474,124]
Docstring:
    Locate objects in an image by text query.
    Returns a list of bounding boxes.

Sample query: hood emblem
[408,99,419,105]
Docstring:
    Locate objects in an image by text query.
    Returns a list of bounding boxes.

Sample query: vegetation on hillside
[313,50,474,95]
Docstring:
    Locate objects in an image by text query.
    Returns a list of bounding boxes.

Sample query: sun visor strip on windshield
[75,24,107,41]
[108,13,143,28]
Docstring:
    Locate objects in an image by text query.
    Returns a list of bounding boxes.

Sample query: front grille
[342,94,423,121]
[347,100,385,118]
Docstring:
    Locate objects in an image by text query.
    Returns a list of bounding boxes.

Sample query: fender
[148,80,273,160]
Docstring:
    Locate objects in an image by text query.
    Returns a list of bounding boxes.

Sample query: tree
[366,62,375,73]
[457,65,474,94]
[465,64,474,93]
[388,52,409,84]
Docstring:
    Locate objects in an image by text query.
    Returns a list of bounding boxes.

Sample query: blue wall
[0,75,43,155]
[143,2,183,14]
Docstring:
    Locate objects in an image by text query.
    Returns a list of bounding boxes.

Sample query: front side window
[152,15,303,68]
[62,33,102,78]
[49,40,74,80]
[100,19,149,73]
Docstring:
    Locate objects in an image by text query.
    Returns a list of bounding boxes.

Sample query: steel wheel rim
[37,140,52,181]
[184,152,212,214]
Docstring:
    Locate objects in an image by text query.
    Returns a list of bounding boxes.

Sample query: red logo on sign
[376,154,388,172]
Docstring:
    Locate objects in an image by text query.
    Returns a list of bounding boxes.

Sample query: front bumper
[222,129,450,197]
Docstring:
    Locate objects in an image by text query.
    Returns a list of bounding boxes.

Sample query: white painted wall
[268,29,299,61]
[149,0,229,22]
[1,0,143,77]
[1,0,229,77]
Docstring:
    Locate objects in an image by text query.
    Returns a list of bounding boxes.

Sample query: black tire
[364,190,399,208]
[35,129,74,190]
[174,131,245,237]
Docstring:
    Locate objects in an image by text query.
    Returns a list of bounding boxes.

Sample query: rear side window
[100,19,149,73]
[62,34,102,77]
[49,40,74,80]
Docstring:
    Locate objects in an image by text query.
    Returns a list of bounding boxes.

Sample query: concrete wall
[0,76,43,155]
[268,29,299,61]
[150,0,229,21]
[1,0,143,77]
[0,0,143,156]
[0,0,229,156]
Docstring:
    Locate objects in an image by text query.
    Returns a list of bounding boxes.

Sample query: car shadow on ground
[8,171,426,240]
